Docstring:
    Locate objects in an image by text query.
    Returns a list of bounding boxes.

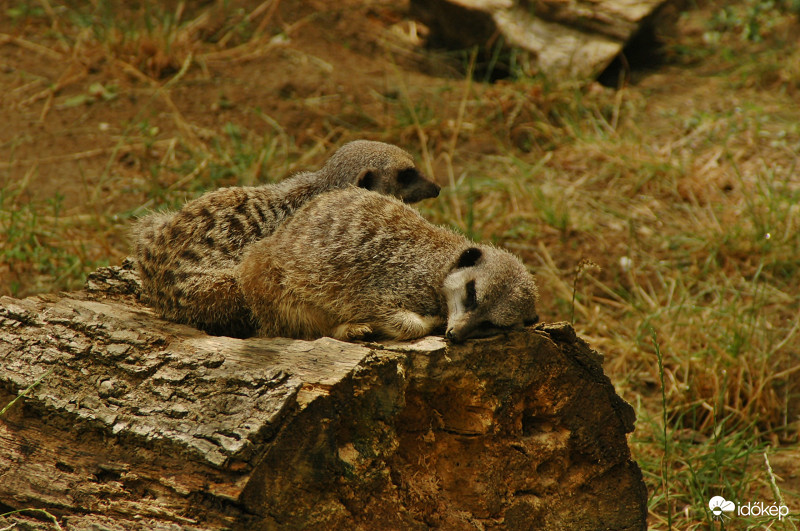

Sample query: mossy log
[0,263,646,530]
[410,0,673,79]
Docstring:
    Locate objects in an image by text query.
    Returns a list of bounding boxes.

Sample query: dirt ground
[2,0,800,528]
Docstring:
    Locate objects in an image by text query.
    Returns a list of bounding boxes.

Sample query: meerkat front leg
[331,323,374,341]
[382,310,443,340]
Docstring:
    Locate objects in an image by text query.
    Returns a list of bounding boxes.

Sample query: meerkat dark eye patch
[396,168,419,186]
[465,280,478,310]
[455,247,482,269]
[357,169,377,190]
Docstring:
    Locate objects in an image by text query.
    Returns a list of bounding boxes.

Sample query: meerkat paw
[332,323,373,341]
[385,311,443,340]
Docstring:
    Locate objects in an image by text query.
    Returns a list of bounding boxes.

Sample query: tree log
[0,263,647,530]
[410,0,672,79]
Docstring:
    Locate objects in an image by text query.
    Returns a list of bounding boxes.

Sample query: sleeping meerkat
[132,141,440,336]
[236,187,539,342]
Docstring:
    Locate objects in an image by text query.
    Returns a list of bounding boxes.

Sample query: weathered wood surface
[410,0,671,78]
[0,263,647,530]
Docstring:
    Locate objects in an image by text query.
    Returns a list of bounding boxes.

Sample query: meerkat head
[442,246,539,343]
[324,140,440,203]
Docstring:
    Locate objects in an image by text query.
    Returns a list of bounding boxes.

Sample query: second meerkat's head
[323,140,440,203]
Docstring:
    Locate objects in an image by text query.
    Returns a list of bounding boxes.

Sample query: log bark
[410,0,672,79]
[0,262,647,530]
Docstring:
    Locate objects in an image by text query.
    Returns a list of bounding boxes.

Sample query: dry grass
[1,0,800,528]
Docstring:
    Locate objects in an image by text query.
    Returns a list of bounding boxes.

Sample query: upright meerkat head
[322,140,440,203]
[442,246,539,343]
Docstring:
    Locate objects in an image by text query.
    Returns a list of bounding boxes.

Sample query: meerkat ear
[454,247,483,269]
[356,168,378,190]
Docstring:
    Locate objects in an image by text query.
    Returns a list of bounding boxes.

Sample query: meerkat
[132,140,440,336]
[236,187,539,342]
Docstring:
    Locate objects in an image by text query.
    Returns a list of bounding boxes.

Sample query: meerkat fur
[236,187,539,342]
[132,140,440,336]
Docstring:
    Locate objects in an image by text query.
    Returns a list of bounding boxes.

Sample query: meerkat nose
[445,328,465,342]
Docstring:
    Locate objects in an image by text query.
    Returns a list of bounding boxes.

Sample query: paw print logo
[709,496,736,519]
